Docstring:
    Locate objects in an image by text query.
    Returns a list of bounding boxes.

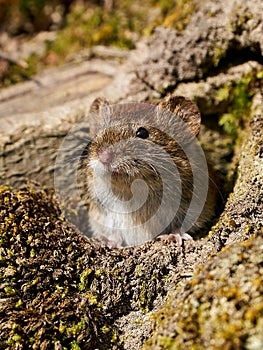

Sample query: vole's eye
[136,127,149,139]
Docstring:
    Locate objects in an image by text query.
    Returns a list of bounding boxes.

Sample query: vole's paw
[158,231,193,246]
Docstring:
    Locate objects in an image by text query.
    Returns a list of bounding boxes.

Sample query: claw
[158,232,193,246]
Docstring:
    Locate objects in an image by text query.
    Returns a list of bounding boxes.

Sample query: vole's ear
[89,97,111,114]
[158,95,201,136]
[88,98,111,136]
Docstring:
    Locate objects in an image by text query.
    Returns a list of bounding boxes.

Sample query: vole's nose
[98,148,114,165]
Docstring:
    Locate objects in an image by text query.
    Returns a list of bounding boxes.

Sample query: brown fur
[79,95,220,246]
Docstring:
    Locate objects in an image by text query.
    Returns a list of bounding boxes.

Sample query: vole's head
[85,96,201,192]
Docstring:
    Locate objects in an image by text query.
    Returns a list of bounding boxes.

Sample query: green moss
[138,279,153,312]
[4,286,17,296]
[78,267,93,291]
[70,340,81,350]
[7,333,22,346]
[15,299,23,308]
[67,319,86,337]
[217,86,230,102]
[218,76,257,137]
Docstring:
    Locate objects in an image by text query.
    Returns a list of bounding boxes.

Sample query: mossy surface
[1,1,263,348]
[144,234,263,350]
[218,76,256,137]
[0,110,262,348]
[0,186,188,349]
[0,186,118,349]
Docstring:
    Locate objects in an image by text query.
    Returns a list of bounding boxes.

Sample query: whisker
[56,155,89,165]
